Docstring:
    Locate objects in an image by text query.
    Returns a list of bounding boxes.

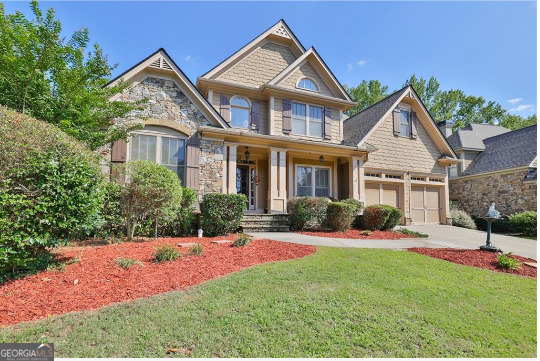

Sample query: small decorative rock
[210,240,233,244]
[524,262,537,268]
[177,242,198,248]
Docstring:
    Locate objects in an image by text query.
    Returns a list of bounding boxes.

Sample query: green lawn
[1,247,536,357]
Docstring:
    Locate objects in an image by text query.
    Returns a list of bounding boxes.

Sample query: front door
[237,165,256,210]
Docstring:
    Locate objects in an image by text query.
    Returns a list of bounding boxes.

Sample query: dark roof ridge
[344,85,409,122]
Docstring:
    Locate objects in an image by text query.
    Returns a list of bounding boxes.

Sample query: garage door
[411,186,441,224]
[365,183,400,208]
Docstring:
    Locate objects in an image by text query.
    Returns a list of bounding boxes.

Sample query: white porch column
[358,158,366,204]
[351,156,366,203]
[268,148,287,213]
[227,144,237,194]
[278,150,287,199]
[444,170,451,224]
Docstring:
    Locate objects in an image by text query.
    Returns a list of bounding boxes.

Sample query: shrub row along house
[104,20,460,225]
[437,121,537,216]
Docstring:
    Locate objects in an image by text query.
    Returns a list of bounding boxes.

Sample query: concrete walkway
[249,225,537,260]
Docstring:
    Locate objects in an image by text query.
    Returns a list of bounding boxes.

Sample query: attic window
[411,176,425,181]
[297,78,319,92]
[365,172,381,178]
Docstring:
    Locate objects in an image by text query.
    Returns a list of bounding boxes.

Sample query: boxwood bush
[341,198,364,229]
[471,215,511,233]
[0,106,104,278]
[200,193,247,237]
[362,205,402,231]
[508,211,537,237]
[326,202,356,232]
[159,187,198,237]
[451,209,476,229]
[287,197,328,231]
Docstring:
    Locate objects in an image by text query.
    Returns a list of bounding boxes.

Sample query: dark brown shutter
[282,99,292,134]
[323,107,332,140]
[220,95,230,123]
[250,100,260,131]
[410,111,418,139]
[393,108,401,136]
[111,139,127,162]
[185,133,201,190]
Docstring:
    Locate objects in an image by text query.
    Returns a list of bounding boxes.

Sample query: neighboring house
[105,20,459,225]
[443,123,537,216]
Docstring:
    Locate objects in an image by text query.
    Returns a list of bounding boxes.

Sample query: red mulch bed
[296,229,417,239]
[409,248,537,278]
[0,236,315,326]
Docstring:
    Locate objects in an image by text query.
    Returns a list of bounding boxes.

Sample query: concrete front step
[241,225,290,232]
[241,214,290,232]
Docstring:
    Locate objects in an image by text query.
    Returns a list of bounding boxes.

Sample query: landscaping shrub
[497,252,521,270]
[121,160,183,240]
[232,233,252,247]
[396,228,429,238]
[341,198,364,229]
[326,202,356,232]
[451,209,476,229]
[361,205,402,231]
[508,211,537,237]
[159,187,198,237]
[472,215,512,233]
[152,244,181,263]
[0,107,104,278]
[200,193,247,237]
[96,181,124,239]
[361,230,372,236]
[115,257,144,270]
[186,243,204,256]
[287,197,328,231]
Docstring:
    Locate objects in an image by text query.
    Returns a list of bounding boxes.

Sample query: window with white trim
[230,96,250,128]
[297,78,319,92]
[400,109,410,137]
[292,102,324,137]
[129,127,186,184]
[296,166,330,197]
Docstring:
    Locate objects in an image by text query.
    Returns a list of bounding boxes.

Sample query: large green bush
[341,198,364,229]
[121,160,183,240]
[200,193,247,237]
[326,202,356,232]
[159,187,198,237]
[451,209,476,229]
[96,181,124,239]
[287,197,328,231]
[508,211,537,237]
[362,205,402,231]
[0,106,104,277]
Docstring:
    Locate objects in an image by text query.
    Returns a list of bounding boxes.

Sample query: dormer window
[230,96,250,128]
[400,109,410,137]
[297,78,319,92]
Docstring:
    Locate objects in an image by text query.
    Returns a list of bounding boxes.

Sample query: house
[443,123,537,216]
[105,20,459,225]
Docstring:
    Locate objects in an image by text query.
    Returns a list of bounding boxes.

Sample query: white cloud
[507,97,523,104]
[347,63,354,71]
[184,55,192,62]
[356,60,367,66]
[509,104,534,112]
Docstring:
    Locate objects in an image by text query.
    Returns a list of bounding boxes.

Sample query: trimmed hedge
[362,205,402,231]
[451,209,476,229]
[508,211,537,237]
[287,197,328,231]
[326,202,356,232]
[159,187,198,237]
[471,215,511,233]
[200,193,247,237]
[341,198,364,229]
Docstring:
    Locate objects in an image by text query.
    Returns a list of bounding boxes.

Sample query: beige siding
[364,110,446,174]
[210,92,269,135]
[279,62,335,97]
[218,42,297,87]
[273,98,341,144]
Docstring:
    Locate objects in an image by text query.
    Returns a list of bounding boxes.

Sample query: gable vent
[162,58,172,70]
[274,25,290,39]
[150,58,161,68]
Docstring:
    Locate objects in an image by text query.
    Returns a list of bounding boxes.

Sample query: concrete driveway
[249,225,537,260]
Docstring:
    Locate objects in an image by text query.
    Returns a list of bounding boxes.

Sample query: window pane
[292,102,306,117]
[231,107,250,128]
[400,111,409,136]
[130,134,157,162]
[400,124,409,136]
[299,78,318,91]
[292,103,307,135]
[161,138,185,166]
[315,168,329,197]
[292,118,307,134]
[231,97,249,107]
[297,166,312,187]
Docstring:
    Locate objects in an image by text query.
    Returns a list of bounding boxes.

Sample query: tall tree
[0,1,142,149]
[499,114,537,131]
[344,80,389,115]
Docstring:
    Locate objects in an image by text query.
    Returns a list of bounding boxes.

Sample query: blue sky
[4,1,537,116]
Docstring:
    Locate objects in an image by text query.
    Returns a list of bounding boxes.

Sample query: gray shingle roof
[446,123,510,151]
[461,125,537,176]
[343,86,409,146]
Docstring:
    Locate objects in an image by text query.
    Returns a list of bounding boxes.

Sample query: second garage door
[411,186,441,224]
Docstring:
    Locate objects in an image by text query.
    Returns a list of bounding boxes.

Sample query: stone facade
[364,105,446,174]
[279,62,335,98]
[449,169,537,216]
[218,42,297,87]
[199,139,225,196]
[118,76,211,133]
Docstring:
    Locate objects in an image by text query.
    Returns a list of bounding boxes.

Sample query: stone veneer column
[227,144,237,194]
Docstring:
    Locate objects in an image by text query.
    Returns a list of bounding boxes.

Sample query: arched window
[297,78,319,92]
[128,126,187,183]
[230,96,250,128]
